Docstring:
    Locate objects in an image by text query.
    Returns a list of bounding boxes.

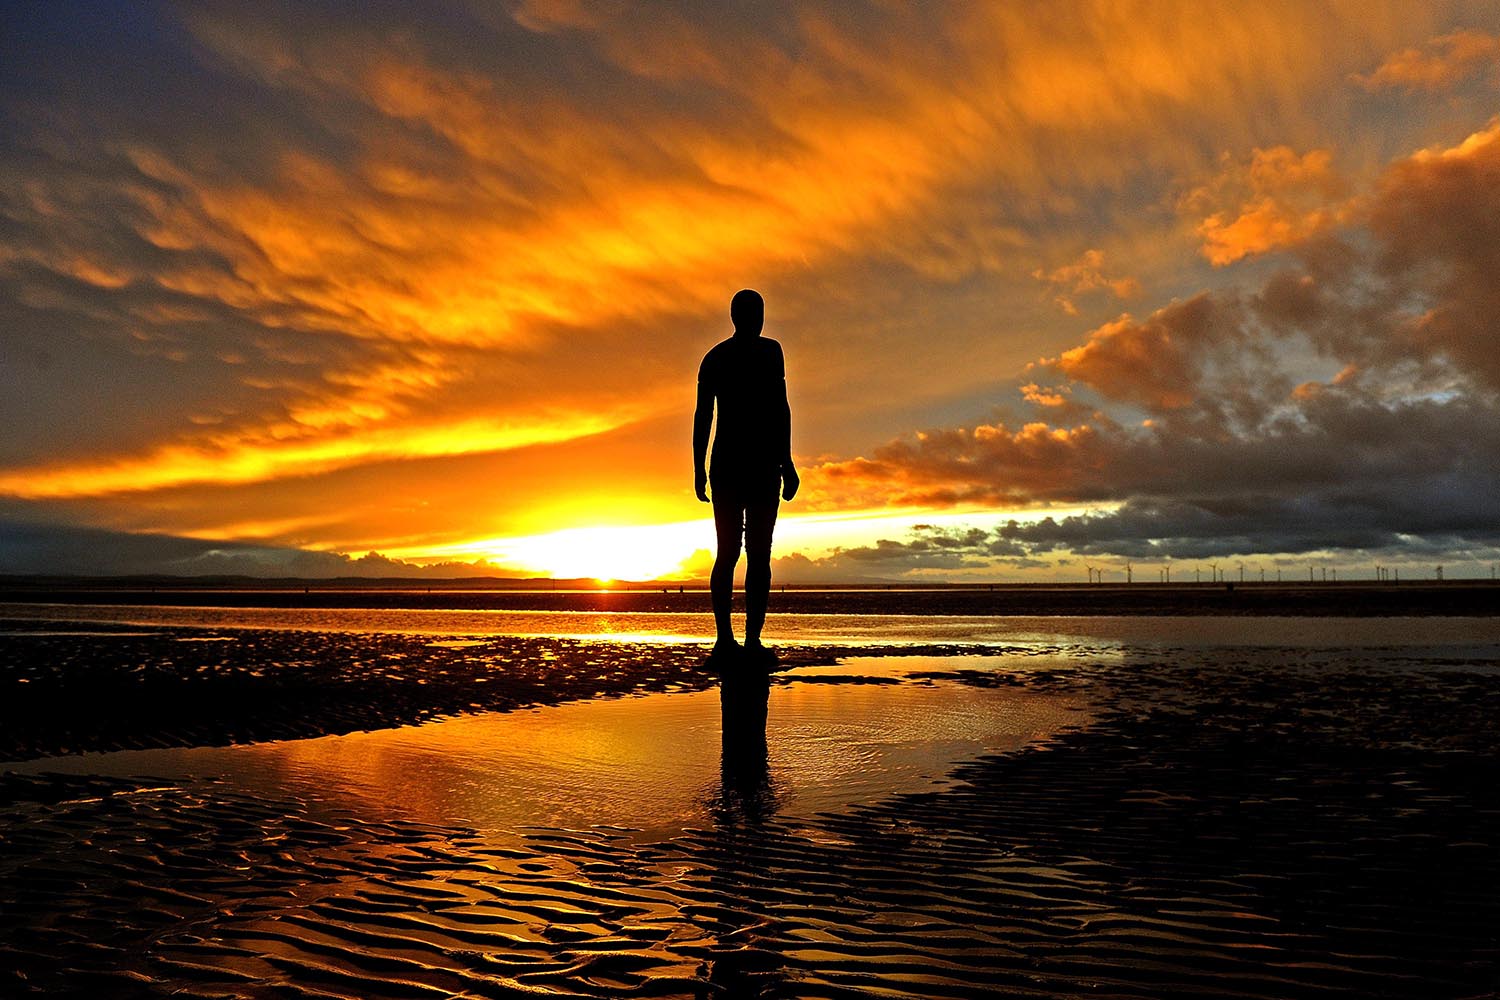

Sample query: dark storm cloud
[786,480,1499,578]
[770,526,1004,585]
[991,488,1500,561]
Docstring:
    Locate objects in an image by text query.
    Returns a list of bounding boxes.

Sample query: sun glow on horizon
[386,505,1112,582]
[435,521,708,582]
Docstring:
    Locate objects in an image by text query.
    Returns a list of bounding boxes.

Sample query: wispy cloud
[1352,29,1500,92]
[1033,250,1140,315]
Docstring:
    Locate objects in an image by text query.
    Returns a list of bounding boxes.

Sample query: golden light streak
[0,413,622,500]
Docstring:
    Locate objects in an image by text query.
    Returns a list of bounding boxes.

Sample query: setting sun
[460,522,706,582]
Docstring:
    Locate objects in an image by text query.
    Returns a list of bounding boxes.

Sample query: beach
[13,3,1500,997]
[3,590,1499,998]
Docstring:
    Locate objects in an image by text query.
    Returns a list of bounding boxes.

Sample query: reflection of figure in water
[716,669,776,824]
[705,671,785,994]
[694,289,799,659]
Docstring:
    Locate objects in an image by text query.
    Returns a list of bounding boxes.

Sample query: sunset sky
[3,1,1500,581]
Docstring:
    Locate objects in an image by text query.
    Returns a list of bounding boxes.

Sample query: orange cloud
[1032,249,1140,315]
[805,420,1114,511]
[1020,383,1071,408]
[1040,296,1235,412]
[1184,147,1354,266]
[1354,29,1500,91]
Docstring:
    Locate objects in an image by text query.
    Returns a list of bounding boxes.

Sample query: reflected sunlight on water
[8,660,1084,840]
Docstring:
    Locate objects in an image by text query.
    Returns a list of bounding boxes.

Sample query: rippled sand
[3,624,1500,997]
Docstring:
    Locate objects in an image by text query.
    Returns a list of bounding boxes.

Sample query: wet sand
[3,626,1500,997]
[0,620,990,760]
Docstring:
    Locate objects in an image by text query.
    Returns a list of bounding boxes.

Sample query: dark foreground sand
[3,628,1499,998]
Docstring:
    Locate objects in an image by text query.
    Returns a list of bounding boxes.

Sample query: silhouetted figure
[694,289,798,659]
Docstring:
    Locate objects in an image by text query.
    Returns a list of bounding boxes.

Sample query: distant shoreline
[2,580,1497,616]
